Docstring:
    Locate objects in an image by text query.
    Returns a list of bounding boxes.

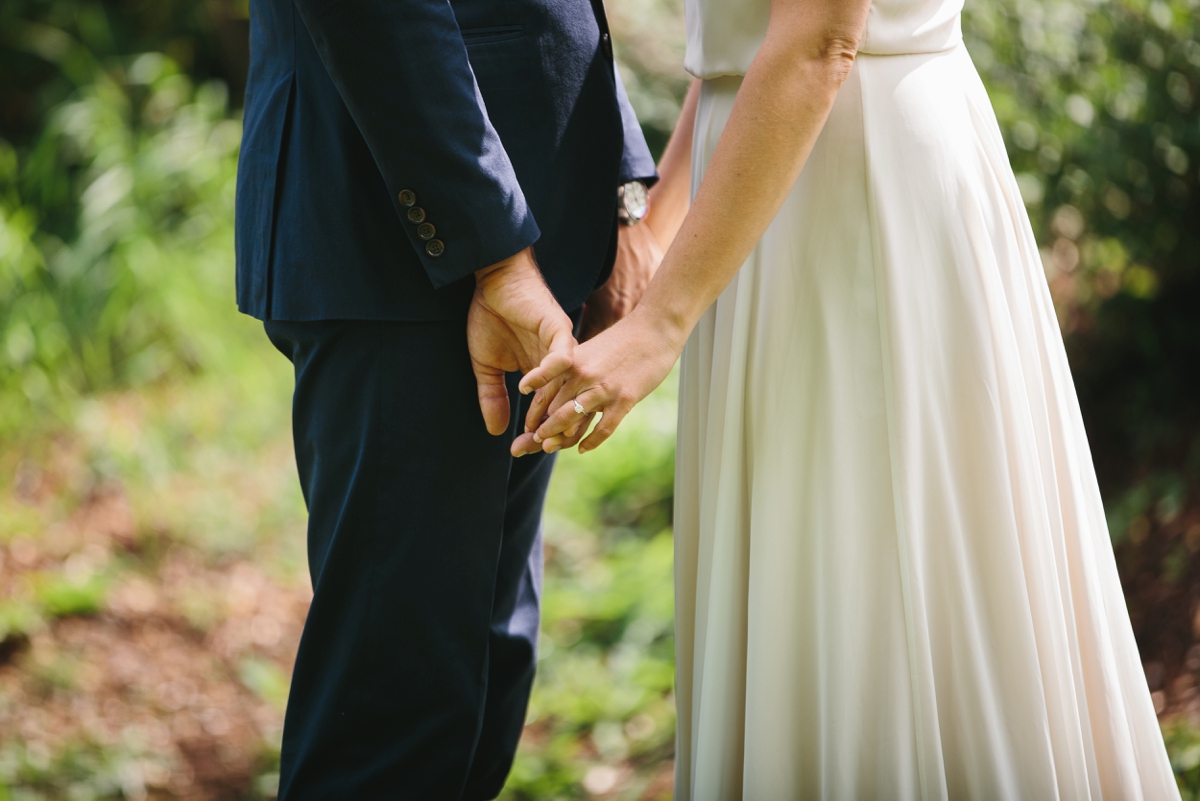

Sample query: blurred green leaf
[33,572,106,618]
[239,655,290,714]
[0,601,41,646]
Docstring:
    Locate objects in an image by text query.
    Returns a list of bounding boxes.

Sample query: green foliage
[1,566,112,647]
[238,655,291,715]
[0,737,170,801]
[0,0,249,146]
[609,0,690,154]
[32,572,106,618]
[1166,720,1200,797]
[0,49,248,441]
[0,600,41,644]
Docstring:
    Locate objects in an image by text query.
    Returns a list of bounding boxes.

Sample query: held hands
[503,81,696,454]
[512,307,685,457]
[507,201,677,456]
[467,234,670,445]
[473,212,674,450]
[468,248,576,435]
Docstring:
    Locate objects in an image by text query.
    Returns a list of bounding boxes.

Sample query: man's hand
[579,223,665,342]
[468,248,575,436]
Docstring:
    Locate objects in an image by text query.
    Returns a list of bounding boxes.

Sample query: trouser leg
[461,410,556,799]
[265,319,552,800]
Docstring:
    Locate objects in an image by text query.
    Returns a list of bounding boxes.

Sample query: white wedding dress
[672,0,1181,798]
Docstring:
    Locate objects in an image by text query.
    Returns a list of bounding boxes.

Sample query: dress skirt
[672,43,1180,800]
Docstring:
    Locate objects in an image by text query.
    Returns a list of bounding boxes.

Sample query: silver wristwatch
[617,180,649,226]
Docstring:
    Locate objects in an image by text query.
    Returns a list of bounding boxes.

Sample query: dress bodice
[684,0,965,79]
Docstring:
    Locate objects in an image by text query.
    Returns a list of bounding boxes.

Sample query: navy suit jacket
[235,0,657,321]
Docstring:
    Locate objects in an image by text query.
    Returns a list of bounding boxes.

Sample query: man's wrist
[475,261,509,282]
[617,180,650,226]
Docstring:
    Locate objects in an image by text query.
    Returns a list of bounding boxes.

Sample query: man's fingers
[510,431,543,458]
[519,326,575,395]
[472,360,511,436]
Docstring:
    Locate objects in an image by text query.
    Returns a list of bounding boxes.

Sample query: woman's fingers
[512,410,594,457]
[524,377,563,438]
[541,412,596,453]
[519,327,575,395]
[513,375,571,457]
[535,385,605,441]
[578,402,630,454]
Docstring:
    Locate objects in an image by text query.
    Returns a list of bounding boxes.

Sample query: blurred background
[0,0,1197,797]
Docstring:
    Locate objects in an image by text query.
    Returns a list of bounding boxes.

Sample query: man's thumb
[473,361,511,436]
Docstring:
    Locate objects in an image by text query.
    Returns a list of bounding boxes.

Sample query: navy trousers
[265,319,556,800]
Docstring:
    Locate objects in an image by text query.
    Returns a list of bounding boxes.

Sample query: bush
[0,51,245,439]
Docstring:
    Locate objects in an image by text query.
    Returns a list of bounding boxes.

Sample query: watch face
[621,181,649,222]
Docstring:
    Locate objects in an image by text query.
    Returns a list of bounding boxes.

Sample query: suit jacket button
[425,239,445,257]
[417,222,436,240]
[407,206,426,224]
[398,189,416,207]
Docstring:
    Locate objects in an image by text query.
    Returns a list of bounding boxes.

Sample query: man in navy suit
[233,0,659,795]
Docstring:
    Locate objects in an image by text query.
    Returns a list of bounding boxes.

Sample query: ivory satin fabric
[672,2,1181,799]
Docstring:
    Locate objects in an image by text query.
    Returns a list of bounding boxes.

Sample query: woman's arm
[640,0,870,342]
[644,78,701,250]
[519,0,873,455]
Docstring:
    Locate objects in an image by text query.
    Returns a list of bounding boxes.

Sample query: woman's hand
[511,308,686,456]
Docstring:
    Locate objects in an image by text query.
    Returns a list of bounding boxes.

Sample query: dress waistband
[695,38,965,85]
[857,39,964,58]
[857,12,963,58]
[688,16,964,82]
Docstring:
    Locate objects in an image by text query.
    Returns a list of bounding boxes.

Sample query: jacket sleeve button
[398,189,416,207]
[407,207,426,224]
[417,222,436,240]
[425,239,445,257]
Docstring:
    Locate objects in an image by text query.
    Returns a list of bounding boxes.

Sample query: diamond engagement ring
[573,400,586,415]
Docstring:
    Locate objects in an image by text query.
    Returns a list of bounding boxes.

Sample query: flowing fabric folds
[673,44,1179,800]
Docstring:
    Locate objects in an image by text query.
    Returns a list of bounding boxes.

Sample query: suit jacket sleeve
[613,64,659,186]
[292,0,540,288]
